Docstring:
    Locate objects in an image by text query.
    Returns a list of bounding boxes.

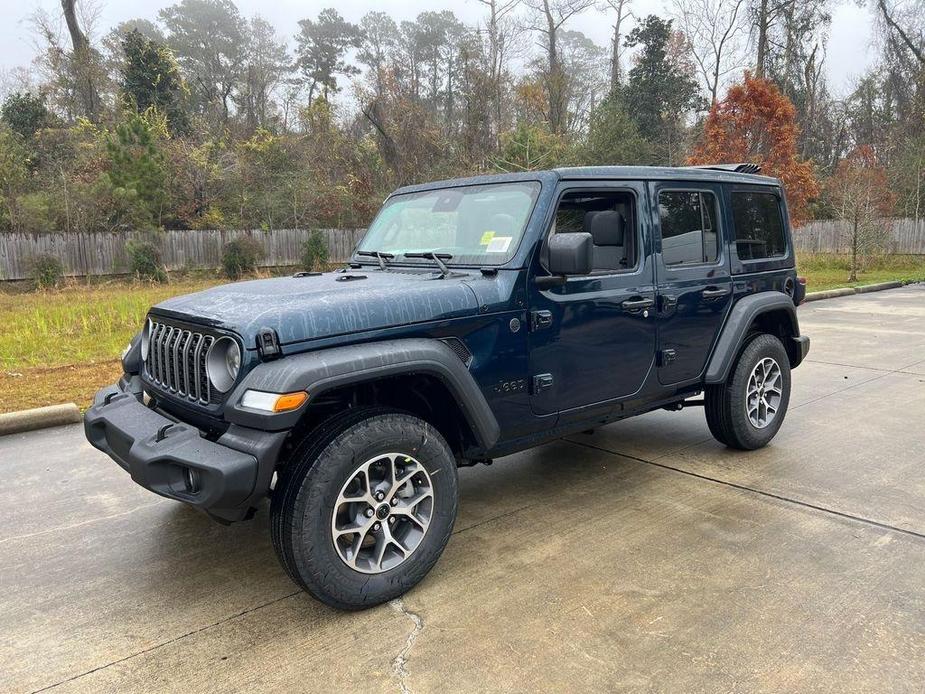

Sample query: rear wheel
[270,409,458,610]
[705,333,791,450]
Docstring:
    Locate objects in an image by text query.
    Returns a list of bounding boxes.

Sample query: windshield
[356,181,541,266]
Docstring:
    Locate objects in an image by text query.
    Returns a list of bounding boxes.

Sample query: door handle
[702,286,730,299]
[621,297,654,312]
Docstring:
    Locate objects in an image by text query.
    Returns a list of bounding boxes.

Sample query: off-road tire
[270,409,458,610]
[705,333,791,450]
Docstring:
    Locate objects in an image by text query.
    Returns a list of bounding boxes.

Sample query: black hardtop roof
[392,165,780,196]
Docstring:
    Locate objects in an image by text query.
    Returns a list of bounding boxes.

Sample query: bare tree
[599,0,632,92]
[476,0,521,138]
[671,0,747,105]
[524,0,596,134]
[875,0,925,66]
[826,146,895,282]
[751,0,801,78]
[30,0,105,120]
[61,0,101,120]
[0,67,37,103]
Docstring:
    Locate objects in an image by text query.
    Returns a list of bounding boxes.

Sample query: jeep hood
[151,270,481,347]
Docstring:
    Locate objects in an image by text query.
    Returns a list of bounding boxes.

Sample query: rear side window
[730,191,786,260]
[658,190,719,266]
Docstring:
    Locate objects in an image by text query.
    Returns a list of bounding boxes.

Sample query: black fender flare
[704,292,805,384]
[224,338,501,449]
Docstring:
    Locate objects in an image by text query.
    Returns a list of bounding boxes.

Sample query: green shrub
[126,239,167,283]
[30,253,64,289]
[222,236,264,279]
[301,230,329,271]
[16,192,54,233]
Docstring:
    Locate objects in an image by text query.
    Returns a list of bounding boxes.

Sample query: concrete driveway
[2,285,924,693]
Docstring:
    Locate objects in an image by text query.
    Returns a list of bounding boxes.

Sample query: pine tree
[121,29,189,134]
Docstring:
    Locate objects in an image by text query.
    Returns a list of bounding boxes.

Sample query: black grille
[145,319,216,404]
[441,338,473,367]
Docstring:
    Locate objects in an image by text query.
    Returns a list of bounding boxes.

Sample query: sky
[0,0,879,98]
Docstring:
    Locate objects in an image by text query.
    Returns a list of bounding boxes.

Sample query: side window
[730,191,786,260]
[550,190,637,273]
[658,190,720,266]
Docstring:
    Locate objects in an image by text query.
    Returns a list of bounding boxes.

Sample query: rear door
[650,181,732,385]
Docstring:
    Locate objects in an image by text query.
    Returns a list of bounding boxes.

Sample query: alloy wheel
[746,356,783,429]
[331,453,434,574]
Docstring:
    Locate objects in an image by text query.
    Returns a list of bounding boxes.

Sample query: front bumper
[84,378,286,522]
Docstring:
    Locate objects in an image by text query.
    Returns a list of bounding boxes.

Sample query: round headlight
[206,336,241,393]
[140,318,152,362]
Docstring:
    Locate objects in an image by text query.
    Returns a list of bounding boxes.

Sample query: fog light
[184,467,201,494]
[240,389,308,413]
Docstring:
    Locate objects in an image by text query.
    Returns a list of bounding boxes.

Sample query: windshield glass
[356,181,541,266]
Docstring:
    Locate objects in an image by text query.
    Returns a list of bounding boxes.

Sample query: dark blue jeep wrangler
[86,164,809,609]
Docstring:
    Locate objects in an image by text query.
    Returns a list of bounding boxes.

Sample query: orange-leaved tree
[689,73,819,226]
[825,144,895,282]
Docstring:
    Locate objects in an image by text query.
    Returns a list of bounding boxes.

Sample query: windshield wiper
[403,251,453,277]
[356,250,395,271]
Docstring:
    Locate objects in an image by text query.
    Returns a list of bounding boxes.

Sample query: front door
[650,181,733,385]
[528,181,657,416]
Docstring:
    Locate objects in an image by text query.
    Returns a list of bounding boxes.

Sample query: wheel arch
[704,292,805,384]
[225,338,501,454]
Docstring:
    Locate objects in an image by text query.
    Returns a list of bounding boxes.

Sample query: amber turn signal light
[240,389,308,413]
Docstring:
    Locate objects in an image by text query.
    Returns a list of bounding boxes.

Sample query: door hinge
[532,373,554,394]
[658,349,677,367]
[659,294,678,312]
[530,310,553,331]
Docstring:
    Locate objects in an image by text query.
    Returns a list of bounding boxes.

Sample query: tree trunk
[850,211,859,283]
[544,0,565,134]
[755,0,769,79]
[487,0,502,141]
[609,0,627,93]
[61,0,100,121]
[362,99,403,180]
[877,0,925,67]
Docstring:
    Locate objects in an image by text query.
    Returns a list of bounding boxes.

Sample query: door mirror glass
[547,232,593,276]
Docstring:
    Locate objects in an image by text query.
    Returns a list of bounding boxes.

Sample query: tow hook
[155,423,175,442]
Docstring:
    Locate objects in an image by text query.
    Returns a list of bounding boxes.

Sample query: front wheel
[705,333,792,450]
[270,410,458,610]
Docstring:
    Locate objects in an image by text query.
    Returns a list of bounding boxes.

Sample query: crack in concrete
[390,598,424,694]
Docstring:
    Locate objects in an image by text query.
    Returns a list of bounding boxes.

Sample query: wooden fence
[2,218,924,280]
[0,228,367,280]
[792,218,925,254]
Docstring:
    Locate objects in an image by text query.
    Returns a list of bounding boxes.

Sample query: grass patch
[797,253,925,293]
[0,277,222,371]
[0,275,226,412]
[0,360,123,414]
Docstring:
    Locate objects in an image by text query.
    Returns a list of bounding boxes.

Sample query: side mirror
[541,232,593,285]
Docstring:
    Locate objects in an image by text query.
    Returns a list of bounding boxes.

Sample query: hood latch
[257,328,282,360]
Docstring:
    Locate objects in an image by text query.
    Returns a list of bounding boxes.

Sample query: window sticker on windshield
[485,236,512,253]
[480,231,495,245]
